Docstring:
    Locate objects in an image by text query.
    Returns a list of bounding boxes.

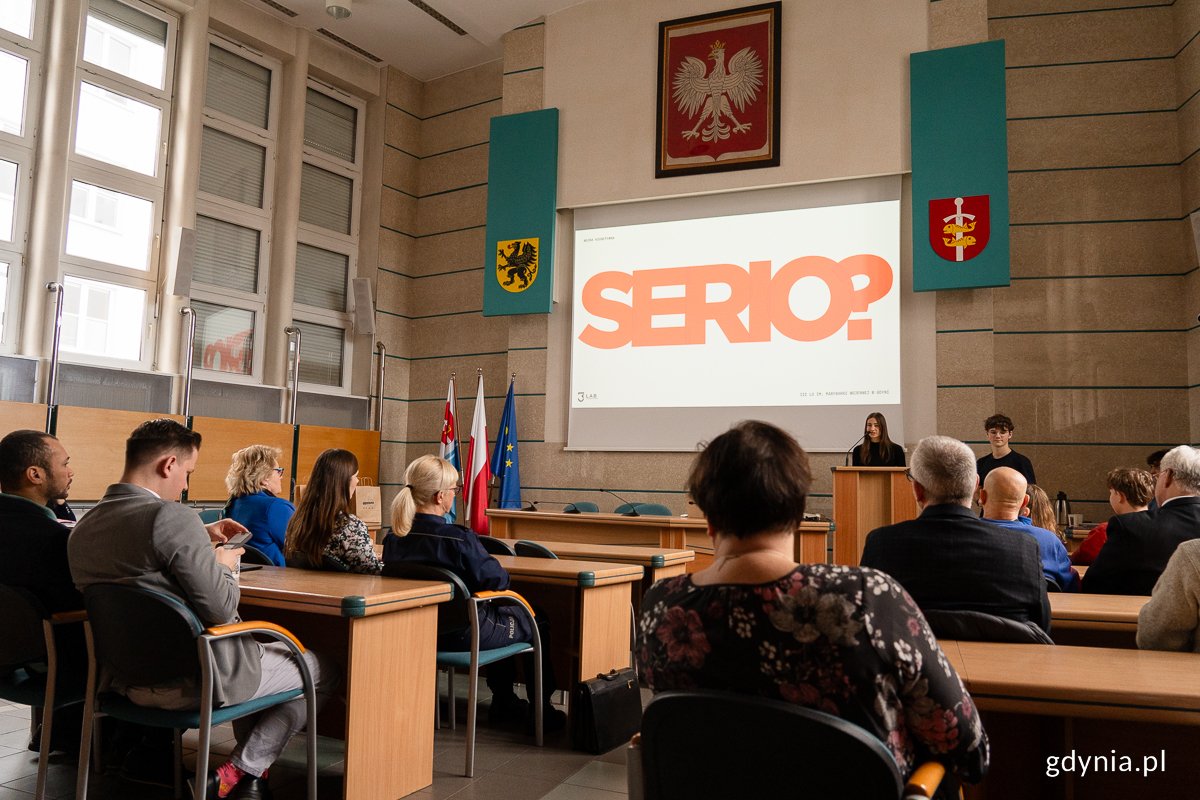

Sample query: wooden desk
[493,555,641,684]
[238,567,451,800]
[1048,593,1147,648]
[487,510,830,571]
[512,540,693,601]
[942,640,1200,798]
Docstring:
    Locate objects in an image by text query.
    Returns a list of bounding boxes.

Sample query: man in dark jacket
[861,435,1050,634]
[1084,445,1200,596]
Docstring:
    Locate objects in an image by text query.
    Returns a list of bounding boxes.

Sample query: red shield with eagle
[929,195,990,263]
[661,15,772,163]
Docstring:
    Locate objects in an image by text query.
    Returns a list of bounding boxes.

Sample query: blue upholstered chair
[562,501,599,513]
[75,585,319,800]
[613,502,672,516]
[514,540,558,559]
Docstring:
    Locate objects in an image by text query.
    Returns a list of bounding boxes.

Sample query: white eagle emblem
[672,39,764,143]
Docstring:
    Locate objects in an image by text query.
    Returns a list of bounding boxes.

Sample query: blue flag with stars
[490,378,522,509]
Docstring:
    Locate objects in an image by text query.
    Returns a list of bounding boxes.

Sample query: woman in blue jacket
[225,444,295,566]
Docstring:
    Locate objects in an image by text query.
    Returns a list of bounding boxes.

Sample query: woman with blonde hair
[1023,484,1060,541]
[225,444,294,566]
[384,454,564,731]
[285,448,381,574]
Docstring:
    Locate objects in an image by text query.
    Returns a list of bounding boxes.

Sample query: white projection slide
[571,201,900,410]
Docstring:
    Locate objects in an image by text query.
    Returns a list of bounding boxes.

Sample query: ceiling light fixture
[325,0,351,19]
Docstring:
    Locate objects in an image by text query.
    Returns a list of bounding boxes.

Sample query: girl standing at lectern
[852,412,906,467]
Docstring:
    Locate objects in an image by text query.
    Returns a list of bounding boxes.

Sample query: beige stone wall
[934,0,1200,522]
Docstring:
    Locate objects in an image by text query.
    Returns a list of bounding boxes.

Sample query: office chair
[0,586,86,800]
[382,561,542,777]
[514,540,558,559]
[477,536,516,556]
[923,608,1053,644]
[197,508,224,524]
[76,585,319,800]
[240,544,274,566]
[636,690,948,800]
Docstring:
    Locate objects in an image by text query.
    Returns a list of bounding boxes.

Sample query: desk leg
[345,607,438,800]
[576,583,633,682]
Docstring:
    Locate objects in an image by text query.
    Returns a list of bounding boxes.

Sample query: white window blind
[298,162,351,235]
[294,242,347,311]
[199,126,265,208]
[292,319,343,387]
[304,88,356,162]
[193,214,258,292]
[193,299,253,375]
[205,44,270,129]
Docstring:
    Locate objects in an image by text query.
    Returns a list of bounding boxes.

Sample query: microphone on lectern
[844,434,865,467]
[602,489,642,516]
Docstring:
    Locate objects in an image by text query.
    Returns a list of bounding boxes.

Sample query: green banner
[483,108,559,316]
[911,41,1009,292]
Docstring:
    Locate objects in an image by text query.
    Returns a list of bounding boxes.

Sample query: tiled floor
[0,687,635,800]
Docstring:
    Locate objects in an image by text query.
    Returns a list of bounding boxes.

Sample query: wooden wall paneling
[187,417,296,502]
[55,407,185,500]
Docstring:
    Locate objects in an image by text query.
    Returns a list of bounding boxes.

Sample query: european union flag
[490,378,522,509]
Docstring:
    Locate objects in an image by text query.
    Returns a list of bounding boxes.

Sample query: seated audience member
[861,435,1050,634]
[1071,468,1154,567]
[639,422,987,788]
[851,411,905,466]
[976,413,1036,485]
[284,448,380,574]
[1023,484,1060,540]
[980,468,1077,591]
[1146,448,1168,512]
[384,455,565,731]
[69,419,337,800]
[224,445,295,567]
[1136,539,1200,651]
[0,430,83,753]
[1084,445,1200,596]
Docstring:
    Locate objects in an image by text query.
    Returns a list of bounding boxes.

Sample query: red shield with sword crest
[929,195,990,263]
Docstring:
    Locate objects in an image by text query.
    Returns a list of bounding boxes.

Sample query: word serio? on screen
[1045,750,1166,778]
[579,255,893,349]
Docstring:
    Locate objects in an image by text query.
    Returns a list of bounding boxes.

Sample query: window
[293,82,363,391]
[60,0,174,367]
[191,38,277,383]
[0,1,37,351]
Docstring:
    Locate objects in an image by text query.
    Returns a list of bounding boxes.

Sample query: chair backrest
[381,561,471,636]
[240,544,274,566]
[514,540,558,559]
[0,585,49,669]
[477,536,516,556]
[1045,576,1062,593]
[198,508,224,524]
[923,608,1054,644]
[563,501,599,513]
[82,585,203,688]
[614,502,672,516]
[640,690,903,800]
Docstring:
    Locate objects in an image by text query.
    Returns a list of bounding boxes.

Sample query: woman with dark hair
[224,444,294,566]
[284,448,381,574]
[851,411,905,466]
[639,421,987,790]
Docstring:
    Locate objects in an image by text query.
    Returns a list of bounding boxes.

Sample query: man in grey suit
[69,419,336,800]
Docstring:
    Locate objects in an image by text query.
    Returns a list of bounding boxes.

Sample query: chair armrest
[475,590,536,618]
[50,609,87,624]
[903,762,946,800]
[205,621,306,653]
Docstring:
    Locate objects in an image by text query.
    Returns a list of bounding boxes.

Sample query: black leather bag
[571,668,643,754]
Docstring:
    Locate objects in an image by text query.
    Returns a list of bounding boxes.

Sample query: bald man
[981,467,1077,591]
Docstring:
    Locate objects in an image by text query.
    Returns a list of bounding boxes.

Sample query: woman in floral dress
[639,421,988,789]
[284,448,382,574]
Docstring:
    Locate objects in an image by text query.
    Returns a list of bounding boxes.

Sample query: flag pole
[450,370,460,520]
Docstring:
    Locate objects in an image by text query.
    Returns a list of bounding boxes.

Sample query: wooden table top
[942,640,1200,724]
[515,540,694,568]
[493,555,643,587]
[486,508,831,532]
[238,566,452,618]
[1049,593,1148,625]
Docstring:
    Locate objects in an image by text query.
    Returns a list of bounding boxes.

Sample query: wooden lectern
[831,467,918,565]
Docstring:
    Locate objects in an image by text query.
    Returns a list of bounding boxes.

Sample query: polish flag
[464,372,491,534]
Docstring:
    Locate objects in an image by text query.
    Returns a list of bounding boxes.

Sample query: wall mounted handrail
[180,306,196,418]
[374,341,386,431]
[44,283,65,411]
[284,325,301,425]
